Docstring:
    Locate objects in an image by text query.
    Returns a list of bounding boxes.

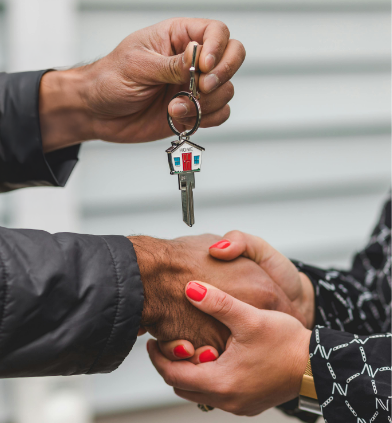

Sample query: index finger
[170,18,245,92]
[179,19,231,73]
[199,20,231,73]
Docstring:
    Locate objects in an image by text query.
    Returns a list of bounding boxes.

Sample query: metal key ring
[167,91,202,137]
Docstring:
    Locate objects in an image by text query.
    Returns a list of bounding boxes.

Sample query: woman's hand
[209,231,316,330]
[40,18,245,152]
[148,281,311,416]
[156,231,314,361]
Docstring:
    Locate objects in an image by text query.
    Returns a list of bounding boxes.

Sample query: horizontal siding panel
[229,74,390,127]
[78,11,390,66]
[80,0,391,12]
[80,192,388,269]
[78,135,390,207]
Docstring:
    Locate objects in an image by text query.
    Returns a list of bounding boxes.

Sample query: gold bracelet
[299,357,317,400]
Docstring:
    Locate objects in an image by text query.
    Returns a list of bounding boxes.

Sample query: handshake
[131,231,316,415]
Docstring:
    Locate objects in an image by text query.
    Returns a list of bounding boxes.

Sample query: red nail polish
[199,349,217,363]
[186,282,207,302]
[173,345,190,358]
[209,239,231,250]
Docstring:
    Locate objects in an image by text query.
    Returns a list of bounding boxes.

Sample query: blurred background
[0,0,390,422]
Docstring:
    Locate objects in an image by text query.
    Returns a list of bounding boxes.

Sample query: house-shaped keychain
[166,139,205,175]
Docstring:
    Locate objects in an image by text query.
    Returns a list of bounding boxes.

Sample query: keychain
[166,44,205,227]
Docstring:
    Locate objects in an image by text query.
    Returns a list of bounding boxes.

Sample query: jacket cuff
[0,70,80,192]
[291,260,326,327]
[87,236,144,374]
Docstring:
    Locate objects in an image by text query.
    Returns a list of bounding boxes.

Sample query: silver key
[179,172,195,227]
[165,44,204,226]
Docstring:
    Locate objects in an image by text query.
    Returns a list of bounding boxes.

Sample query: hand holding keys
[166,44,205,227]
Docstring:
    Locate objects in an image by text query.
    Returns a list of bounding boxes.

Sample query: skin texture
[39,18,246,153]
[148,282,312,416]
[159,230,315,361]
[208,230,316,330]
[130,234,306,353]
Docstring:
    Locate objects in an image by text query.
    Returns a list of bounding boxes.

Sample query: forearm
[39,68,95,153]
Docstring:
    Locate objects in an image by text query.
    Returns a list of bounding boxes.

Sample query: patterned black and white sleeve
[294,197,391,422]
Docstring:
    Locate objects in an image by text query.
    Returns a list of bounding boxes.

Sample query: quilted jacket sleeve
[0,228,144,377]
[0,70,80,192]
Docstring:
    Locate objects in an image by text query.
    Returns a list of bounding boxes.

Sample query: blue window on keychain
[194,156,200,165]
[174,157,181,167]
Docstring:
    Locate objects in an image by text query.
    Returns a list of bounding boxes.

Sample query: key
[165,44,204,226]
[179,172,195,227]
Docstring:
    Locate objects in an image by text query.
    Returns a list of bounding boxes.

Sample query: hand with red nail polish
[208,231,315,330]
[148,282,311,417]
[133,233,302,355]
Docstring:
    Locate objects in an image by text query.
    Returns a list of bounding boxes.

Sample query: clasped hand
[144,231,315,416]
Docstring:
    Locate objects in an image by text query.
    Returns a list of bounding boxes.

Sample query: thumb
[185,281,255,338]
[209,231,300,301]
[209,230,275,263]
[155,41,201,85]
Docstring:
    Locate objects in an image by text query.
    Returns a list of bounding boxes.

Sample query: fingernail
[171,103,188,117]
[204,74,220,93]
[186,282,207,302]
[209,239,231,250]
[173,345,190,358]
[205,53,216,71]
[199,349,217,363]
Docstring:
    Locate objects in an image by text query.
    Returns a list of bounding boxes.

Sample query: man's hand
[39,18,245,152]
[148,281,312,416]
[130,234,306,353]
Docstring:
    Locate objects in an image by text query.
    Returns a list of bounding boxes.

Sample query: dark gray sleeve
[0,228,144,377]
[0,71,80,192]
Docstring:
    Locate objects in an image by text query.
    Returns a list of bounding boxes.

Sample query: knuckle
[216,106,230,127]
[163,371,178,387]
[218,21,231,39]
[225,401,244,415]
[213,292,234,317]
[167,57,183,84]
[223,61,234,80]
[225,229,243,239]
[217,381,235,397]
[225,82,235,101]
[211,20,230,48]
[264,286,279,311]
[237,41,246,62]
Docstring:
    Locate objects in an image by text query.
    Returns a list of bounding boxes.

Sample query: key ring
[167,91,201,137]
[167,44,201,138]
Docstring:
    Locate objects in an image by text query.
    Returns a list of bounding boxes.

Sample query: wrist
[39,68,95,153]
[129,236,190,328]
[299,272,316,330]
[291,328,312,396]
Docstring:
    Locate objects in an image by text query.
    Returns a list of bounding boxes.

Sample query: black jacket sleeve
[0,228,144,377]
[0,70,80,192]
